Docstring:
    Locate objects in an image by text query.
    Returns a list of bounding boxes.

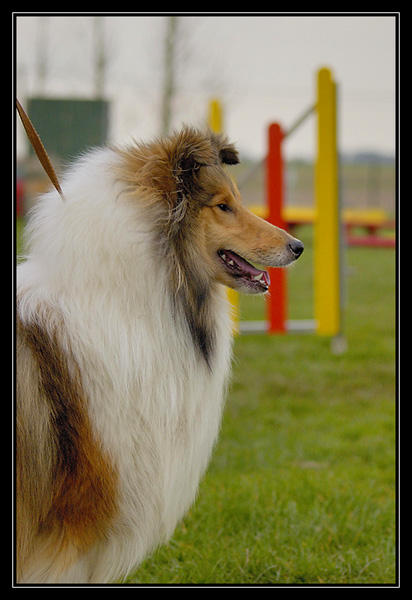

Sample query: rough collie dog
[16,127,303,584]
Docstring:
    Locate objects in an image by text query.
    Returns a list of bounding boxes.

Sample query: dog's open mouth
[218,249,270,292]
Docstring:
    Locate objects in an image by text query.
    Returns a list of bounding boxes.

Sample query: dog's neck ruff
[172,274,216,370]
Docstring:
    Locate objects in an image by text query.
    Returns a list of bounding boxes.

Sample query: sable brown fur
[16,308,118,581]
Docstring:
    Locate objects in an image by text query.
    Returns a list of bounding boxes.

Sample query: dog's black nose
[289,239,304,259]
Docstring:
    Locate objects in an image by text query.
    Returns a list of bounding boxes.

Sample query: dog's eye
[217,203,232,213]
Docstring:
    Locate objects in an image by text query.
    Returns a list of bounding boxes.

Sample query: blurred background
[15,14,396,217]
[14,14,398,584]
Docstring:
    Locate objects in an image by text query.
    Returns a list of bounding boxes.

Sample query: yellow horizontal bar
[249,205,389,227]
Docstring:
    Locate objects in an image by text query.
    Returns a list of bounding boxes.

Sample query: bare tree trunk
[94,16,106,99]
[161,16,178,136]
[36,17,48,95]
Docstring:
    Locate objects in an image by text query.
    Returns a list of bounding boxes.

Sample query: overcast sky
[15,14,398,160]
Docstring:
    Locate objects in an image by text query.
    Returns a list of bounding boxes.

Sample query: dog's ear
[171,151,202,226]
[219,144,239,166]
[172,130,239,186]
[157,129,214,231]
[210,133,239,166]
[172,130,215,191]
[178,153,202,175]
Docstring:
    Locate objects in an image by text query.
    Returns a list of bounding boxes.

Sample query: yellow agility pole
[208,98,223,135]
[314,68,342,338]
[208,99,240,334]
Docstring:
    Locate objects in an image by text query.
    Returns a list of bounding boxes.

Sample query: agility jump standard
[264,67,342,338]
[209,67,344,345]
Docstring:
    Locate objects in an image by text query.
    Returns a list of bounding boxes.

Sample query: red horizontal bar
[346,235,395,248]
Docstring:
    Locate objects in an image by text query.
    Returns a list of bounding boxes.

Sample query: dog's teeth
[228,260,234,266]
[253,273,264,281]
[221,253,226,260]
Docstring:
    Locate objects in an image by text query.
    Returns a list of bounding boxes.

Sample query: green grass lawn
[16,220,397,585]
[128,226,397,585]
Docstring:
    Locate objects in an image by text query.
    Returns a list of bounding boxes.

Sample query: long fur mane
[115,128,239,366]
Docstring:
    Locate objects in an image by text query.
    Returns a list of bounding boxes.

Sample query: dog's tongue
[222,250,271,287]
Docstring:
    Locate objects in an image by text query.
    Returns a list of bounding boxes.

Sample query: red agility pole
[266,123,287,333]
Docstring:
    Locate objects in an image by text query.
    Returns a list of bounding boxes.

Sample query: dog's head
[118,127,303,295]
[140,127,239,224]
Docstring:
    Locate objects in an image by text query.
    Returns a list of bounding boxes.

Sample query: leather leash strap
[16,99,64,200]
